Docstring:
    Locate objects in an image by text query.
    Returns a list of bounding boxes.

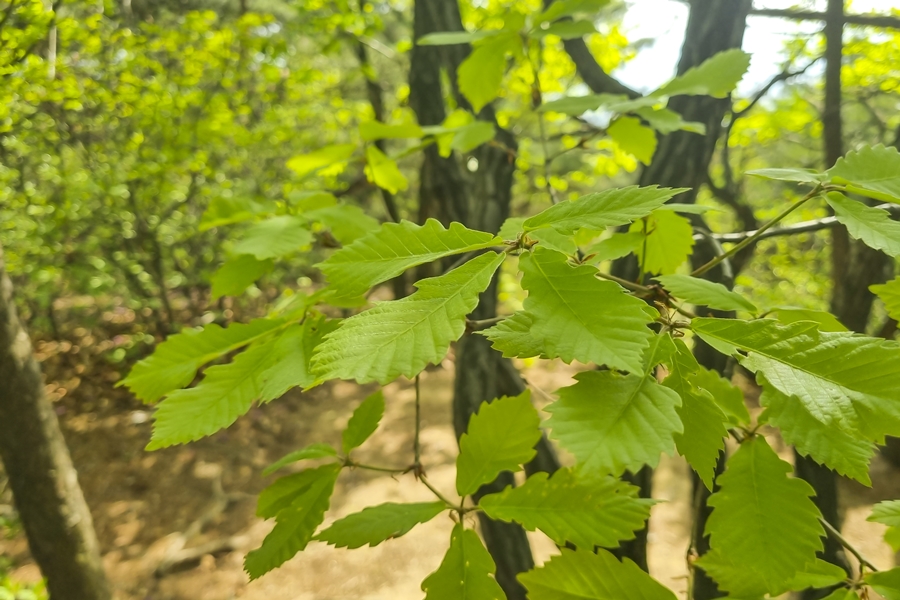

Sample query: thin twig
[692,185,823,277]
[419,474,457,508]
[414,375,422,467]
[819,517,879,573]
[349,462,409,474]
[467,315,505,331]
[596,270,653,294]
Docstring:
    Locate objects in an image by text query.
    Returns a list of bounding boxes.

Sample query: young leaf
[871,277,900,321]
[864,568,900,600]
[359,120,424,141]
[122,318,286,403]
[458,33,518,113]
[523,185,687,236]
[315,501,446,549]
[312,252,505,384]
[655,274,757,313]
[456,391,541,496]
[147,325,303,449]
[663,338,728,489]
[760,375,874,485]
[364,145,408,194]
[697,437,823,598]
[868,500,900,552]
[257,316,338,401]
[211,254,274,300]
[519,247,655,373]
[342,390,385,454]
[631,209,695,275]
[654,48,751,98]
[518,548,677,600]
[317,218,499,299]
[421,523,504,600]
[608,116,657,165]
[825,193,900,256]
[690,366,750,427]
[546,370,682,476]
[480,311,545,359]
[286,144,356,178]
[767,307,848,332]
[479,468,652,548]
[826,144,900,203]
[692,318,900,443]
[586,231,643,263]
[244,463,340,579]
[263,443,339,476]
[233,216,313,259]
[745,168,825,184]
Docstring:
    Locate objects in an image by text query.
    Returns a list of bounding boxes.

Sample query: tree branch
[750,8,900,30]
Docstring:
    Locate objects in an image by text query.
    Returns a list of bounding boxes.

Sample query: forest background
[1,0,900,599]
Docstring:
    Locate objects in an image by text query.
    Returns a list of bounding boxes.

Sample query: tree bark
[0,244,111,600]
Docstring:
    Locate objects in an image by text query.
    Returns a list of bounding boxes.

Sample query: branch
[750,8,900,30]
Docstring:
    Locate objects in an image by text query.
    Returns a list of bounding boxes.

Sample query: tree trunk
[606,3,752,588]
[0,244,112,600]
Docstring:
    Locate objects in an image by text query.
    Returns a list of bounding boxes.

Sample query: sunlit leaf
[422,524,504,600]
[608,116,657,165]
[316,502,446,549]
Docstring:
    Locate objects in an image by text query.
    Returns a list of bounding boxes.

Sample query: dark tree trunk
[604,4,752,590]
[0,244,112,600]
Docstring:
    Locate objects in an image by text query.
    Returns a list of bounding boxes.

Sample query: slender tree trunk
[0,244,111,600]
[607,5,752,592]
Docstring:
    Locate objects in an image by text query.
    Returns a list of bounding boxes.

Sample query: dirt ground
[2,337,899,600]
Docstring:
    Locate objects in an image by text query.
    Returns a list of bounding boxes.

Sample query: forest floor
[2,328,899,600]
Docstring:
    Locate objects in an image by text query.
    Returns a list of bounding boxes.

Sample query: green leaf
[263,443,339,476]
[518,548,677,600]
[480,311,545,359]
[538,93,659,116]
[456,391,541,496]
[868,500,900,552]
[257,317,338,401]
[359,120,424,141]
[525,185,687,235]
[760,375,874,484]
[417,30,500,46]
[865,568,900,600]
[315,502,446,549]
[256,464,338,519]
[656,274,757,313]
[767,307,848,332]
[458,33,518,113]
[663,338,727,489]
[825,193,900,256]
[692,318,900,443]
[519,247,655,373]
[286,144,356,178]
[342,390,385,453]
[122,318,286,403]
[303,203,380,245]
[317,218,499,299]
[244,464,340,579]
[585,231,643,263]
[211,254,274,300]
[871,277,900,321]
[313,252,505,384]
[608,116,657,165]
[451,121,496,153]
[656,203,720,214]
[536,0,610,24]
[826,144,900,203]
[786,559,848,591]
[631,209,695,275]
[147,324,305,449]
[697,437,823,597]
[479,468,652,548]
[233,216,313,259]
[200,196,270,231]
[634,106,706,135]
[745,168,825,184]
[546,370,682,476]
[365,145,408,194]
[654,49,751,98]
[691,366,750,427]
[532,19,596,40]
[821,590,860,600]
[421,523,504,600]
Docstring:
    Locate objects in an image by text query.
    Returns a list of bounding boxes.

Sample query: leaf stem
[348,461,409,474]
[419,474,457,509]
[467,315,505,331]
[692,185,822,277]
[819,517,879,573]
